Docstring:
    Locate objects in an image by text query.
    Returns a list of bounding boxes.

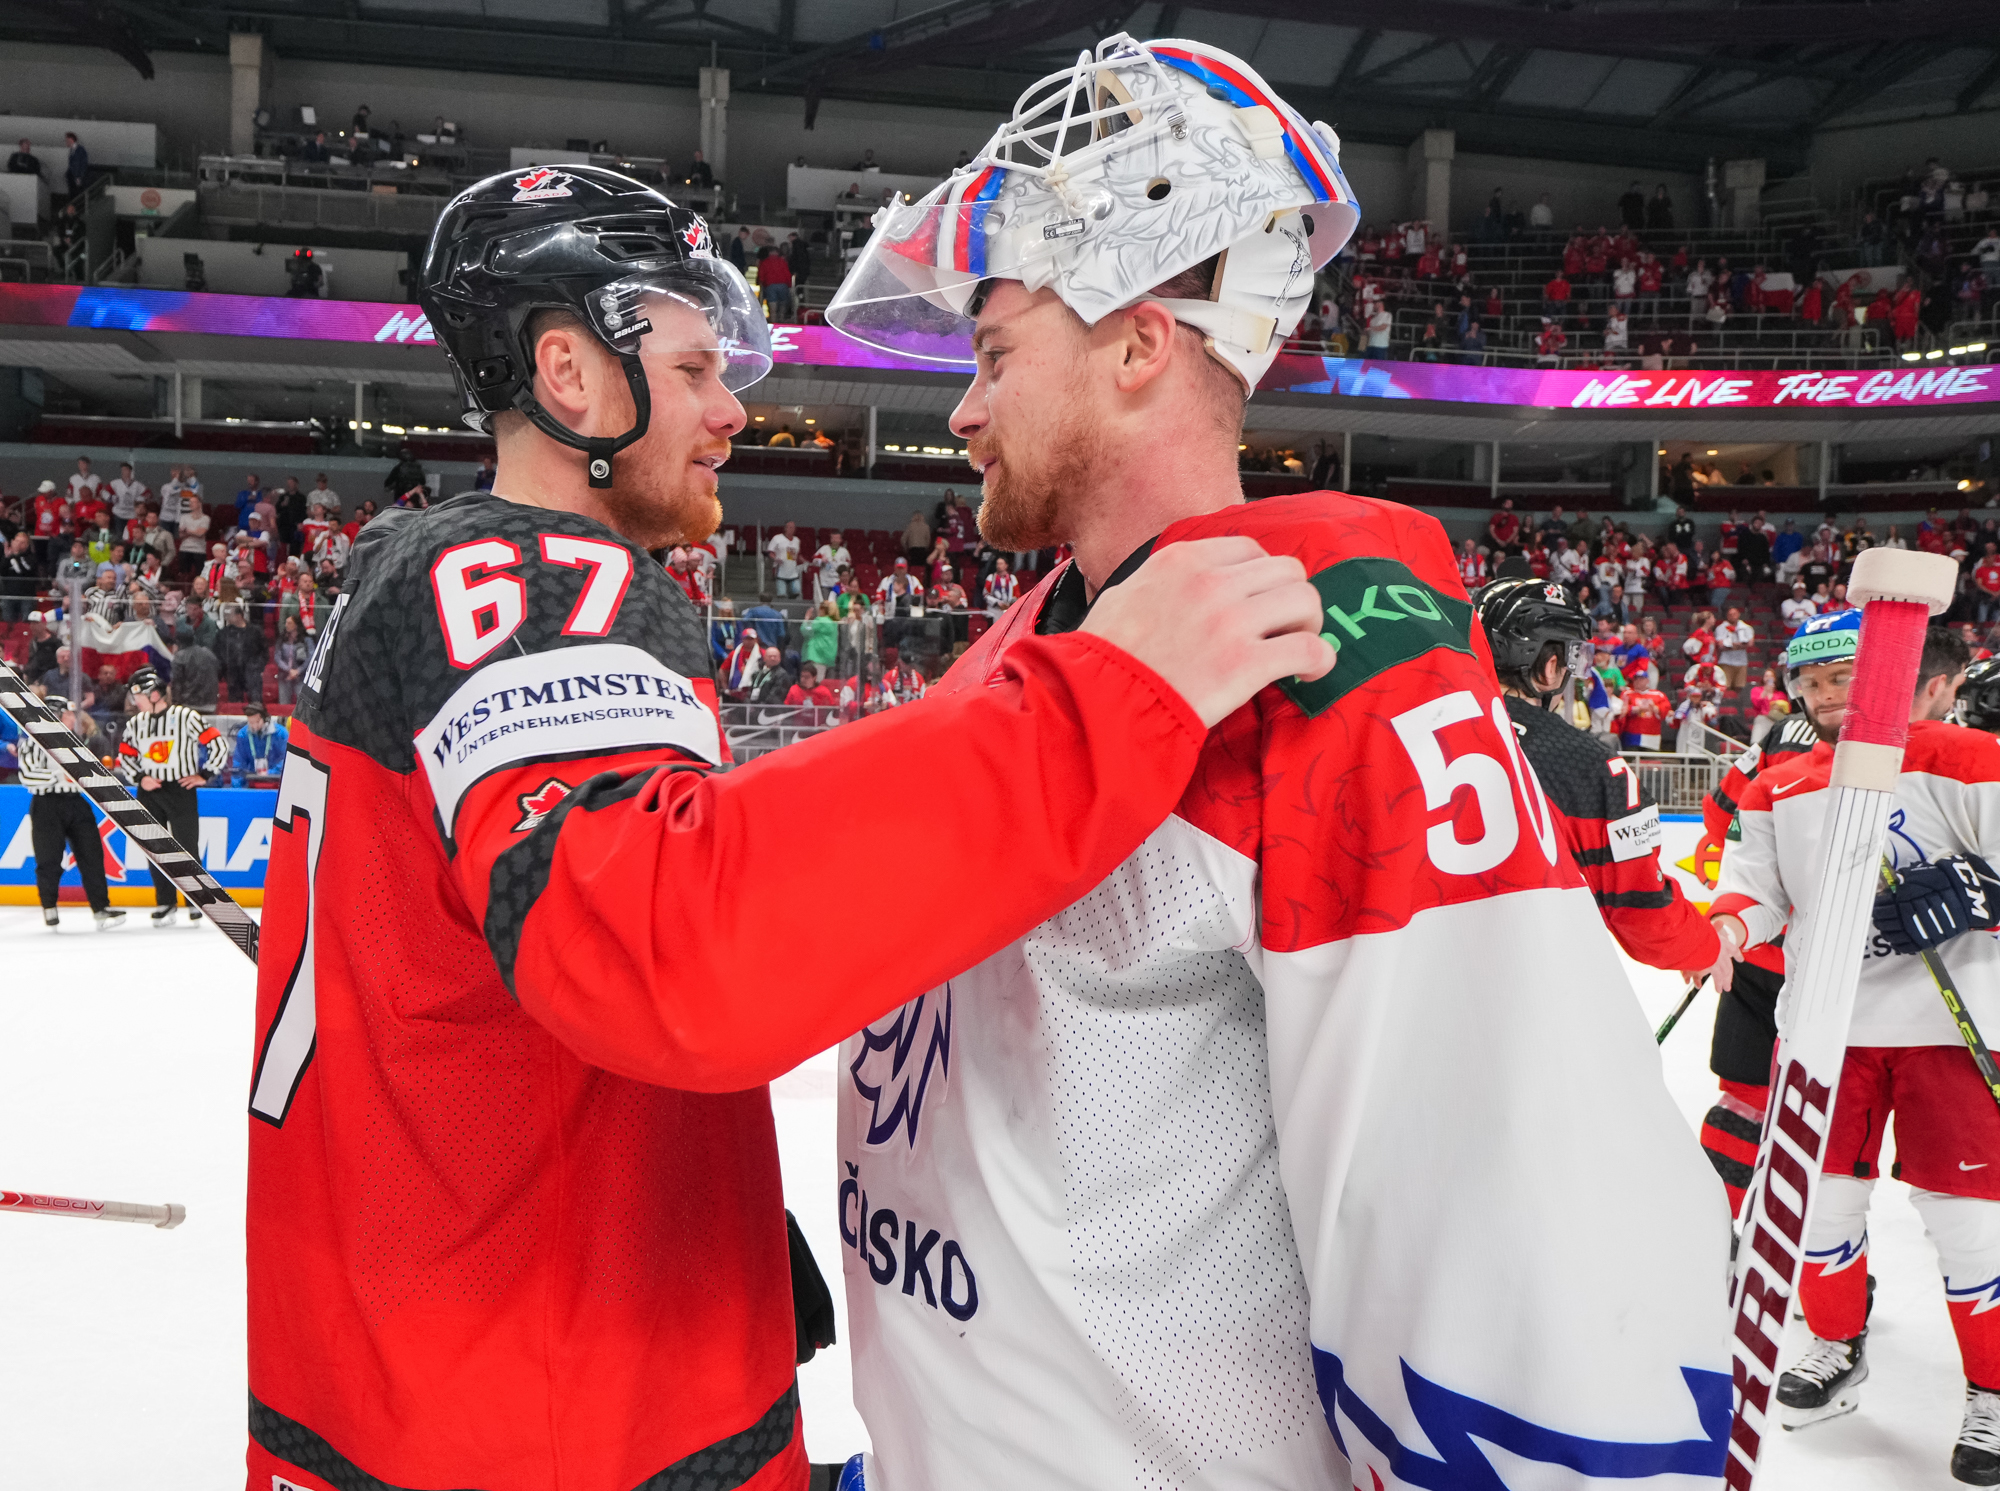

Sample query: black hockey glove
[1872,854,2000,956]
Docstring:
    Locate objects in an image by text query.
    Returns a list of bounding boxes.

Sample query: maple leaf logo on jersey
[512,167,573,203]
[513,778,570,833]
[850,985,952,1149]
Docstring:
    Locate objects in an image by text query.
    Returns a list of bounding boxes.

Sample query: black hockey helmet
[1960,656,2000,732]
[126,665,165,696]
[1474,576,1592,698]
[418,164,771,488]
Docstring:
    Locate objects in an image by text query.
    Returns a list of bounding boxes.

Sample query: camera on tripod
[285,246,324,298]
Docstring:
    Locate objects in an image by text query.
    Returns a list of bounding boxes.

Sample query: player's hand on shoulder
[1080,536,1333,728]
[1873,853,2000,955]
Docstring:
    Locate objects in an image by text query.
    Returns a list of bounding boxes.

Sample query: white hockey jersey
[836,496,1733,1491]
[1713,718,2000,1047]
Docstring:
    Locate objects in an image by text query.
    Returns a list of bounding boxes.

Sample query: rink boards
[0,785,277,907]
[0,783,1714,914]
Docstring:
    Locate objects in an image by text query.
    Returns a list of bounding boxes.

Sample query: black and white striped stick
[0,659,259,963]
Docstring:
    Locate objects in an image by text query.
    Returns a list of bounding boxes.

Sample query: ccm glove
[1872,854,2000,955]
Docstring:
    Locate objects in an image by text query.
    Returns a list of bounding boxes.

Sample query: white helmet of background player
[824,33,1360,391]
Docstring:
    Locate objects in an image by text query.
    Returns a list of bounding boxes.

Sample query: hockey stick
[2,1189,185,1228]
[1654,977,1705,1044]
[1722,548,1957,1489]
[1878,858,2000,1114]
[0,659,259,963]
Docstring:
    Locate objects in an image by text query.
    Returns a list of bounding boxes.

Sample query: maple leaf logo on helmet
[512,167,573,203]
[681,220,711,254]
[513,778,571,833]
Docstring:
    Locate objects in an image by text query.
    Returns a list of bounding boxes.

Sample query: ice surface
[0,908,1964,1486]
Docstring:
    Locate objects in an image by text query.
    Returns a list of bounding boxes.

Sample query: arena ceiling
[8,0,2000,172]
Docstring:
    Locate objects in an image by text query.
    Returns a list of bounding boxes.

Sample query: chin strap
[512,353,653,488]
[1152,298,1278,360]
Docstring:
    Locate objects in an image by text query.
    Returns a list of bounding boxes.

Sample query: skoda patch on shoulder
[1278,557,1474,718]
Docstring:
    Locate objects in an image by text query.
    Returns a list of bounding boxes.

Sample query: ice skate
[1777,1331,1868,1429]
[150,905,177,925]
[41,907,58,928]
[1955,1383,2000,1486]
[93,908,126,931]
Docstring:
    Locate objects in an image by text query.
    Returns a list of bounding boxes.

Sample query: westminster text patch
[1277,557,1475,718]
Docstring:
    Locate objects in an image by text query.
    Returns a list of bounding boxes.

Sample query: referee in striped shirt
[117,665,229,924]
[20,695,124,930]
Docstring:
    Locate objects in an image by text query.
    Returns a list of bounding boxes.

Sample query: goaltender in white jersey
[825,34,1732,1491]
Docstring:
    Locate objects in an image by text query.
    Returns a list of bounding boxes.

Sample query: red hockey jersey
[1503,695,1718,972]
[244,493,1209,1491]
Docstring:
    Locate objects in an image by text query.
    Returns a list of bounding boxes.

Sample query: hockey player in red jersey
[243,164,1335,1491]
[824,35,1730,1491]
[1711,620,2000,1482]
[1474,576,1729,979]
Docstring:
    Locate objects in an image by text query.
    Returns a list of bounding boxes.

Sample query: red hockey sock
[1948,1294,2000,1391]
[1700,1080,1767,1216]
[1798,1253,1869,1341]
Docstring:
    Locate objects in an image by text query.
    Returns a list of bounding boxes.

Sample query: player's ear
[531,320,600,426]
[1107,300,1178,395]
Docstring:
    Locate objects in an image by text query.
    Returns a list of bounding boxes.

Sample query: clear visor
[1558,638,1594,680]
[584,260,773,392]
[825,184,1059,367]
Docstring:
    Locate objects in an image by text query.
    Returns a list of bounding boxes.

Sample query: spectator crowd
[13,438,2000,779]
[0,448,457,779]
[1459,496,2000,754]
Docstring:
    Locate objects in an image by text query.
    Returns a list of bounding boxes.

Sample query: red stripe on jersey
[939,491,1581,955]
[198,727,220,745]
[1557,808,1717,971]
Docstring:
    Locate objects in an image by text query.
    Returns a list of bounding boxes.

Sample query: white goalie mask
[824,33,1360,391]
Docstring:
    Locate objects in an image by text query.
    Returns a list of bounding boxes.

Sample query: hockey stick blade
[0,659,258,963]
[2,1189,185,1228]
[1723,548,1956,1490]
[1654,977,1705,1044]
[1879,859,2000,1114]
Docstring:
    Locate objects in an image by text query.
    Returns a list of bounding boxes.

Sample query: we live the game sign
[1258,354,2000,410]
[0,785,276,905]
[5,284,1998,414]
